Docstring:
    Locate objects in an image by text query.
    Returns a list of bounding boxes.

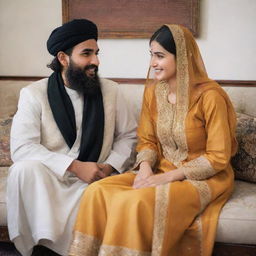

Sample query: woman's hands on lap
[133,161,153,188]
[133,166,185,189]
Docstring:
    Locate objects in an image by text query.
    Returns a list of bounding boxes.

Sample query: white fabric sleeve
[10,88,74,180]
[104,86,137,172]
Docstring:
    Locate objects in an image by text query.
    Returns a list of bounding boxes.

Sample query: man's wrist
[67,160,79,174]
[104,163,115,175]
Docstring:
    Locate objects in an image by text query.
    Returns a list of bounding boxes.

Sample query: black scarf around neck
[47,72,104,162]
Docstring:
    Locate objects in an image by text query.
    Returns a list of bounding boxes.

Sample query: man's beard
[65,60,101,95]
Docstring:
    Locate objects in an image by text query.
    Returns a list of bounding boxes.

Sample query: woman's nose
[151,62,157,68]
[150,57,157,67]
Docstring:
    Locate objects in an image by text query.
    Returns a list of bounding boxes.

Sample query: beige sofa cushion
[216,180,256,244]
[224,87,256,117]
[0,80,30,118]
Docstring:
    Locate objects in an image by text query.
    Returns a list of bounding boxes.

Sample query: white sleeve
[10,88,74,180]
[104,87,137,172]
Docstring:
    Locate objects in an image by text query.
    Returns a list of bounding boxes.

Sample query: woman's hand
[133,161,153,188]
[134,169,185,189]
[133,173,171,188]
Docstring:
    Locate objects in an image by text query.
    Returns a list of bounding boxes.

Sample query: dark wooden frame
[62,0,200,38]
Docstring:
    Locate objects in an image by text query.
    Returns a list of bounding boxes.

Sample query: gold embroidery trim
[133,149,157,169]
[187,180,211,212]
[155,25,189,168]
[152,183,170,256]
[182,156,216,180]
[186,180,210,256]
[195,216,203,256]
[69,231,101,256]
[155,81,178,166]
[69,231,151,256]
[99,244,151,256]
[169,25,189,165]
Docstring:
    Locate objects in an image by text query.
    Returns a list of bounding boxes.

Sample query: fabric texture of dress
[7,78,137,256]
[69,25,237,256]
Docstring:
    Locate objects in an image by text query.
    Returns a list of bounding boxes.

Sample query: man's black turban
[47,19,98,56]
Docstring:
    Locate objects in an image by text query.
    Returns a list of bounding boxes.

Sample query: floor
[1,241,256,256]
[0,243,62,256]
[0,242,21,256]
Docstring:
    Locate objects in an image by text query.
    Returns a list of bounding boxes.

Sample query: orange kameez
[69,25,237,256]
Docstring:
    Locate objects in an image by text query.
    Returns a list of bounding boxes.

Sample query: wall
[0,0,255,80]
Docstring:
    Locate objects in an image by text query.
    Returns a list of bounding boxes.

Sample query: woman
[69,24,237,256]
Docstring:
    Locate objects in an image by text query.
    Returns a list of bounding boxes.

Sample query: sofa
[0,79,256,255]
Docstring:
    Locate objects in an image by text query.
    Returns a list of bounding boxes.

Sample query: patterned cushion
[231,113,256,182]
[0,117,13,166]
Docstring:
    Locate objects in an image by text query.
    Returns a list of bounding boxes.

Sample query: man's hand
[133,161,154,189]
[97,163,114,176]
[68,160,106,183]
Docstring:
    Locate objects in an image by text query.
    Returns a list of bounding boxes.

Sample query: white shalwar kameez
[7,78,137,256]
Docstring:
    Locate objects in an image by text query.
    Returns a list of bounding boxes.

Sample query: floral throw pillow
[231,113,256,183]
[0,116,13,166]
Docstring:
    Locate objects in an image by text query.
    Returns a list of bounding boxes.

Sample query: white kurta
[7,78,137,256]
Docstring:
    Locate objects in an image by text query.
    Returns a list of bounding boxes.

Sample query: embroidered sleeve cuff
[132,149,157,170]
[181,156,216,180]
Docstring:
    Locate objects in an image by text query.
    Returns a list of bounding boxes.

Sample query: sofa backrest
[223,87,256,117]
[119,83,256,119]
[0,80,255,119]
[0,80,30,118]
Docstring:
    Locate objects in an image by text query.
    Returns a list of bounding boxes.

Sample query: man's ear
[57,51,69,67]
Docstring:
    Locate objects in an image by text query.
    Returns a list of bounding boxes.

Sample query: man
[7,19,136,256]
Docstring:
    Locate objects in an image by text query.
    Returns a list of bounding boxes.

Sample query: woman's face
[150,41,176,84]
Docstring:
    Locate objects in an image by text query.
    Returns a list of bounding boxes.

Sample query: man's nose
[91,54,100,66]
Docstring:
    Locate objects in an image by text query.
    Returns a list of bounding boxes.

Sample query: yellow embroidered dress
[69,25,237,256]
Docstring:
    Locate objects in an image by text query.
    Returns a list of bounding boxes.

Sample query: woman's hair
[150,25,176,55]
[47,47,74,72]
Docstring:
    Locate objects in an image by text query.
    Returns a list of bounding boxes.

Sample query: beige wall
[0,0,256,79]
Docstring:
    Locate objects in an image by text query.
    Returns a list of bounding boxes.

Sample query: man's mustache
[84,64,98,72]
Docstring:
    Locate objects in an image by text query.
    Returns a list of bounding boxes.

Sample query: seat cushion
[216,180,256,244]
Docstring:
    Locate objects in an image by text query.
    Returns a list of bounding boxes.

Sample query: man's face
[67,39,100,76]
[64,39,101,94]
